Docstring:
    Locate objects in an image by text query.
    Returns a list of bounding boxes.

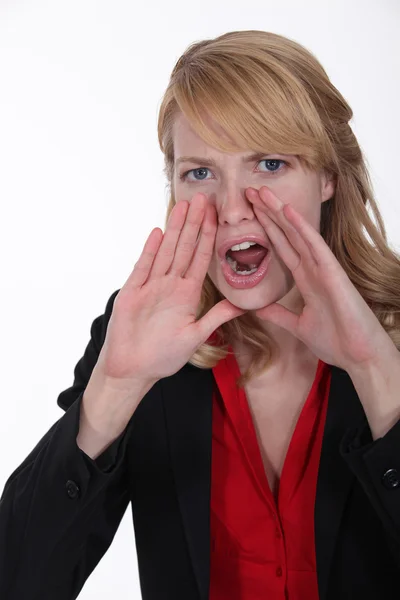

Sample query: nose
[216,186,257,227]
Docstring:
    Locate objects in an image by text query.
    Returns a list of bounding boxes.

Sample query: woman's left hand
[246,185,394,373]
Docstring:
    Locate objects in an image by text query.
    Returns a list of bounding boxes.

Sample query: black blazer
[2,289,400,600]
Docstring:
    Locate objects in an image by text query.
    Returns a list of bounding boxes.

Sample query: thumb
[255,303,299,335]
[196,299,247,342]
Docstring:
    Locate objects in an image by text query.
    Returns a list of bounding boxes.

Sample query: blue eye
[180,167,211,182]
[257,159,286,173]
[179,158,287,182]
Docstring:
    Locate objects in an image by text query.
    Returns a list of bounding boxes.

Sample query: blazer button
[382,469,400,490]
[66,479,80,499]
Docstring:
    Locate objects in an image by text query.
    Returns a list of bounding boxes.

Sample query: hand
[96,193,245,389]
[246,185,393,372]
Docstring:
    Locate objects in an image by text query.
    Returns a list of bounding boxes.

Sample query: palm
[249,186,389,373]
[97,196,245,384]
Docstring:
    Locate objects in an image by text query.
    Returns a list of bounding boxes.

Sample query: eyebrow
[174,152,271,168]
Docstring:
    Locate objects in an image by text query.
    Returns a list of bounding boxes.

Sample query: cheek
[173,178,216,204]
[278,184,321,230]
[172,179,186,203]
[206,253,219,285]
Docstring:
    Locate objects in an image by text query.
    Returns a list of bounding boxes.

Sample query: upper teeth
[229,241,257,252]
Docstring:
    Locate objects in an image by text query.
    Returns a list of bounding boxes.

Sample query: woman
[1,29,400,600]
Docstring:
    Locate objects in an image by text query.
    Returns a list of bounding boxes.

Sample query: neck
[232,286,314,378]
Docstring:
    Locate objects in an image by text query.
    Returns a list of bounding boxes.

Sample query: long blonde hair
[157,30,400,387]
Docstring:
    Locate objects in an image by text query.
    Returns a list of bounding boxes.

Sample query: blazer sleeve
[0,288,137,600]
[340,415,400,560]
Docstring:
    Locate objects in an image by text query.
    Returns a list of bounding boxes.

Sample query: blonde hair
[157,30,400,387]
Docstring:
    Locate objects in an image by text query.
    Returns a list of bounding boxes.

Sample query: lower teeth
[226,256,258,275]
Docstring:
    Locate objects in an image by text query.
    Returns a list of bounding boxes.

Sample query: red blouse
[209,346,332,599]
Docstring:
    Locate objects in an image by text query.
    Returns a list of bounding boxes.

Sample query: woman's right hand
[95,193,246,393]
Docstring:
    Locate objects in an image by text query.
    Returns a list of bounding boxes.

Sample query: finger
[247,187,316,266]
[169,194,208,276]
[253,206,301,272]
[148,200,189,279]
[196,298,247,342]
[256,187,328,266]
[255,302,300,335]
[183,202,217,283]
[126,227,164,289]
[282,203,333,267]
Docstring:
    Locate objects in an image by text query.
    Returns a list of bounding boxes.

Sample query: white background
[0,0,399,598]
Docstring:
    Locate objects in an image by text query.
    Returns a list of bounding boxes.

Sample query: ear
[321,170,336,203]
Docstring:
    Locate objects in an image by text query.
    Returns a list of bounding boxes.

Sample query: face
[172,113,335,312]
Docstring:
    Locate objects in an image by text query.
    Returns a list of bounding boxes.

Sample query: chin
[211,278,279,312]
[225,294,273,312]
[207,262,294,312]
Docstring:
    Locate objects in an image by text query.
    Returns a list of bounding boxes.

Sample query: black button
[66,479,80,499]
[350,437,361,450]
[382,469,400,490]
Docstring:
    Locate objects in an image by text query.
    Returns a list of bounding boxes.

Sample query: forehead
[172,112,236,154]
[171,111,303,173]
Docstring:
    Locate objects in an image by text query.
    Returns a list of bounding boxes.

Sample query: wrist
[84,367,155,437]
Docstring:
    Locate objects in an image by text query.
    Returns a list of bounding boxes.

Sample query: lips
[217,234,271,260]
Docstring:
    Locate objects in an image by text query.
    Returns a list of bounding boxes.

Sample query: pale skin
[172,112,336,379]
[172,113,336,497]
[79,111,400,486]
[172,112,400,498]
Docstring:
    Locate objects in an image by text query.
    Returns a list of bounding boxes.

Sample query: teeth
[226,255,258,275]
[229,241,257,252]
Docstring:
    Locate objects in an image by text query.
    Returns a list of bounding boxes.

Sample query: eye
[178,158,288,183]
[179,167,212,182]
[257,159,287,175]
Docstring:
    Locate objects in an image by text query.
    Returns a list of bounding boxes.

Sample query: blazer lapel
[163,362,367,600]
[162,364,214,600]
[315,364,367,600]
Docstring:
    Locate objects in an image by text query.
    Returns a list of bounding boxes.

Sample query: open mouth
[225,243,269,276]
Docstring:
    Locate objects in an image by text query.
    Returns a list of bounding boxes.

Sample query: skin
[172,112,336,375]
